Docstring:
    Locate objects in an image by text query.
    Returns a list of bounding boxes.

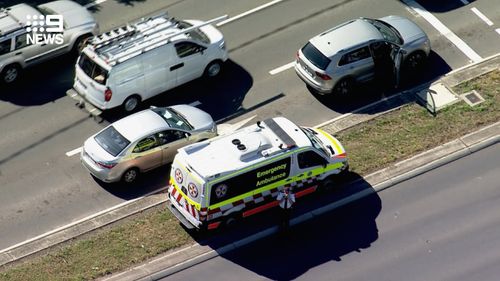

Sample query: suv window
[0,39,12,55]
[15,33,31,50]
[78,53,109,84]
[339,46,371,66]
[301,42,330,70]
[174,42,204,58]
[298,150,326,169]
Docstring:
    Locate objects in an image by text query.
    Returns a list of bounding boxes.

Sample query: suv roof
[310,18,383,57]
[0,4,40,37]
[178,117,311,178]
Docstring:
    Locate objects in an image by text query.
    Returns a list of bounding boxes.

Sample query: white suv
[0,0,99,84]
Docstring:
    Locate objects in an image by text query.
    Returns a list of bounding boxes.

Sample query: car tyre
[204,61,223,78]
[123,95,141,112]
[1,64,21,84]
[404,51,427,74]
[332,78,354,96]
[122,168,139,184]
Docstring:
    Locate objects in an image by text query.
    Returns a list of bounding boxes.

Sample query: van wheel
[1,64,21,84]
[332,78,354,96]
[122,168,139,184]
[204,61,222,78]
[123,95,141,112]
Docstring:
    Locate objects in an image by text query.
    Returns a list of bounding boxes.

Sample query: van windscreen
[78,53,109,85]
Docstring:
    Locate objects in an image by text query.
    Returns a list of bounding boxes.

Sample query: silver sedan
[81,105,217,184]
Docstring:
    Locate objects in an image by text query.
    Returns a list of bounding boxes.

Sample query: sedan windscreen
[94,126,130,156]
[301,42,331,70]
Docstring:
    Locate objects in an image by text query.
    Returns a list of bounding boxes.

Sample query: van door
[173,41,207,86]
[143,47,176,98]
[294,150,328,183]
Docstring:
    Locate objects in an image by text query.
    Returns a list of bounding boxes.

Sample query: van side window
[174,42,204,58]
[298,150,326,169]
[133,135,159,153]
[339,46,371,66]
[0,39,12,55]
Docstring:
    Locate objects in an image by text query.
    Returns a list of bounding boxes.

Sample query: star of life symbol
[25,14,64,45]
[188,183,198,198]
[174,168,183,184]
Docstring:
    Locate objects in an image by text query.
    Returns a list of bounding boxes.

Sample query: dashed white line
[496,29,500,36]
[84,0,107,8]
[460,0,469,5]
[66,147,82,157]
[189,100,202,107]
[470,7,494,26]
[269,61,295,75]
[216,0,284,26]
[403,0,482,63]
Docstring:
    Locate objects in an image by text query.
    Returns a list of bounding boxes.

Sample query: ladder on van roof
[90,14,227,66]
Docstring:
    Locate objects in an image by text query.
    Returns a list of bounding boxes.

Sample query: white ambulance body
[167,117,348,231]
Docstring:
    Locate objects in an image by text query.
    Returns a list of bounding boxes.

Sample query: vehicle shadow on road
[311,50,451,115]
[98,59,253,124]
[186,173,381,280]
[406,0,473,13]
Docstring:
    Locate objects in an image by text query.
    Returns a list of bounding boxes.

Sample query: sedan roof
[310,18,383,57]
[112,109,168,141]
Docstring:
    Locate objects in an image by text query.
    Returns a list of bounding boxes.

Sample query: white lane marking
[85,0,107,8]
[216,0,284,26]
[0,187,168,255]
[189,100,202,107]
[403,0,482,63]
[460,0,469,5]
[496,29,500,36]
[471,7,494,26]
[66,147,82,157]
[269,61,295,75]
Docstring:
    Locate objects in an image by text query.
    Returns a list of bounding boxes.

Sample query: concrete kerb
[108,122,499,281]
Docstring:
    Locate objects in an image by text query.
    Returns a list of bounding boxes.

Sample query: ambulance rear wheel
[223,214,240,229]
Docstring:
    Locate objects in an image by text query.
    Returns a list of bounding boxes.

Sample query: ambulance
[167,117,348,230]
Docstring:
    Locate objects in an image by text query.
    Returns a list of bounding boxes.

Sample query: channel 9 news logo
[25,14,64,45]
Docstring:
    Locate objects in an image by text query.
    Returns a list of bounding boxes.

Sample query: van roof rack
[88,13,227,66]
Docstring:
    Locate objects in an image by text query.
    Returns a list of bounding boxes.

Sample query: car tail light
[97,161,116,169]
[104,88,112,102]
[315,71,331,80]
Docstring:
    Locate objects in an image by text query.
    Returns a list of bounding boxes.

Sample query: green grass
[1,70,498,280]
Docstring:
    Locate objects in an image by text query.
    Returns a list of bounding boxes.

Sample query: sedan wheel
[122,168,139,184]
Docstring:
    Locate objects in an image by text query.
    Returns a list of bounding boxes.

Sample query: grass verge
[0,70,498,281]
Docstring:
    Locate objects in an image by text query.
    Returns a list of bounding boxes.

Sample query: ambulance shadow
[0,53,77,106]
[98,59,253,124]
[189,173,381,280]
[311,50,451,115]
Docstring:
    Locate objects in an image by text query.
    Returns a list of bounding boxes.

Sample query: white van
[66,13,228,114]
[167,117,349,231]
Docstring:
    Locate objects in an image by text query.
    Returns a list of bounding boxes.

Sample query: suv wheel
[123,95,140,112]
[204,61,222,78]
[122,168,139,184]
[1,64,21,84]
[332,78,354,96]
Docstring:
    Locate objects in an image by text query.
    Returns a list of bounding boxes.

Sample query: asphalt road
[0,0,499,250]
[160,144,500,281]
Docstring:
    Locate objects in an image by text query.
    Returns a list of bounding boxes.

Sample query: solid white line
[188,100,202,107]
[470,7,494,26]
[460,0,469,5]
[65,147,82,157]
[269,61,295,75]
[216,0,284,26]
[84,0,107,8]
[496,29,500,36]
[0,186,167,255]
[403,0,482,63]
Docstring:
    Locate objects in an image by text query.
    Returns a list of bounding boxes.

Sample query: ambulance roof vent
[237,132,272,161]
